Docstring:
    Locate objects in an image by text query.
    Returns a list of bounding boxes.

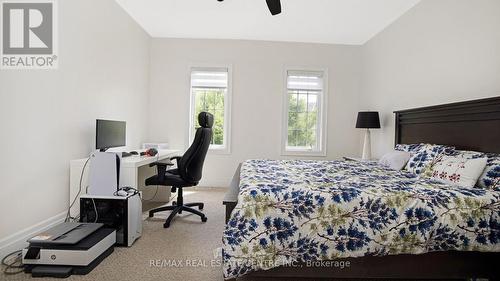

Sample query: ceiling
[116,0,420,45]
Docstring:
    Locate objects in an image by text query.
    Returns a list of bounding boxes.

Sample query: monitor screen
[96,119,126,151]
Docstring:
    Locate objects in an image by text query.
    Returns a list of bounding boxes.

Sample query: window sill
[208,147,231,155]
[281,150,326,157]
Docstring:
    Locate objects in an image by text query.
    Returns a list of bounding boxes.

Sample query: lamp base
[362,129,372,160]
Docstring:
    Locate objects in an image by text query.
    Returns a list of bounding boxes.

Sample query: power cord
[4,154,92,275]
[113,187,139,197]
[91,198,98,223]
[2,250,23,275]
[66,154,91,222]
[142,186,159,201]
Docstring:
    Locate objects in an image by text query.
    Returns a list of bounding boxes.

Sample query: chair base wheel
[148,191,206,228]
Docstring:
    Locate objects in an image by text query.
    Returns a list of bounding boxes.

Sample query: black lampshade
[356,111,381,129]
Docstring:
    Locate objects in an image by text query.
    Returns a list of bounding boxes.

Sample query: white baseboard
[200,178,231,188]
[191,186,228,191]
[0,211,66,259]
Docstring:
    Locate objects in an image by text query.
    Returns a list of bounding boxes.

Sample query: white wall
[148,39,362,187]
[0,0,150,242]
[4,0,498,250]
[361,0,500,157]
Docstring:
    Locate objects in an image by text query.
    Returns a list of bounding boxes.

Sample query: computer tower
[88,151,121,196]
[79,194,142,247]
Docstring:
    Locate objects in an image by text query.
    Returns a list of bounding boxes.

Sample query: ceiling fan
[217,0,282,16]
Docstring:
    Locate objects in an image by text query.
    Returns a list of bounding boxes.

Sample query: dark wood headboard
[394,96,500,153]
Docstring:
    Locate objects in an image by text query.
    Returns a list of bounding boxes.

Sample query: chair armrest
[148,162,174,168]
[149,162,174,182]
[148,156,181,182]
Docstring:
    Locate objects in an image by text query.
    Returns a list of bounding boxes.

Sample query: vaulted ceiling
[116,0,420,45]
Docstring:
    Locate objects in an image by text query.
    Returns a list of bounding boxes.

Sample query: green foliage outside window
[287,91,318,149]
[193,88,225,145]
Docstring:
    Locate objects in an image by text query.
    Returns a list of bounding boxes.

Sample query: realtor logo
[1,0,58,69]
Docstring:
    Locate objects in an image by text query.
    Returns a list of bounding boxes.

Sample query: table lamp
[356,111,381,160]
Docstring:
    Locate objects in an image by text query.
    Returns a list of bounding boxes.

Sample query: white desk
[69,149,182,217]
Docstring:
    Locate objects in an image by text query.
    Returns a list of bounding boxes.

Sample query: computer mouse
[130,151,138,155]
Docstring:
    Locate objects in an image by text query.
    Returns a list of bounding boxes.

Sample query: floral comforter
[222,159,500,279]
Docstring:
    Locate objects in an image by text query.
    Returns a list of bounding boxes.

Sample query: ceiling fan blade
[266,0,281,15]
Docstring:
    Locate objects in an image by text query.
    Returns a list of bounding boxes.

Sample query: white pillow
[379,150,411,170]
[427,155,488,188]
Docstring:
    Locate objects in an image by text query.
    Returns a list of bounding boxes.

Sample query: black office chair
[145,112,213,228]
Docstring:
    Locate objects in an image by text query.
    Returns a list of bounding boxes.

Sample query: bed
[222,96,500,280]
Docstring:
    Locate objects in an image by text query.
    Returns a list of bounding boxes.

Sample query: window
[282,69,327,156]
[189,67,231,153]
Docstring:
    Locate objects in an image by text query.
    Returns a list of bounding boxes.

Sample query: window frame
[281,67,328,157]
[188,65,232,154]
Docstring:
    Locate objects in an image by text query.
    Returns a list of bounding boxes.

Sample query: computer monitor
[96,119,126,151]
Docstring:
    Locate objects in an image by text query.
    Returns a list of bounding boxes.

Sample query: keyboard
[121,152,133,158]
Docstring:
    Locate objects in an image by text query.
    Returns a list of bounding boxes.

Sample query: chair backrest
[178,112,213,184]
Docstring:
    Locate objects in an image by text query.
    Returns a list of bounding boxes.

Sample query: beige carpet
[1,189,467,281]
[2,188,228,281]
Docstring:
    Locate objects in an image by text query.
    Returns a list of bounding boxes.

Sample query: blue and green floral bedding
[222,159,500,279]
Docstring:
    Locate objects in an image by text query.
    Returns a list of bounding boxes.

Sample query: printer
[23,222,115,278]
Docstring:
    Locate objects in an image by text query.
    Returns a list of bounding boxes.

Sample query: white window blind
[191,69,228,88]
[287,71,323,91]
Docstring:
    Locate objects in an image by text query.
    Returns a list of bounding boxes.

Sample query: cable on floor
[2,250,24,275]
